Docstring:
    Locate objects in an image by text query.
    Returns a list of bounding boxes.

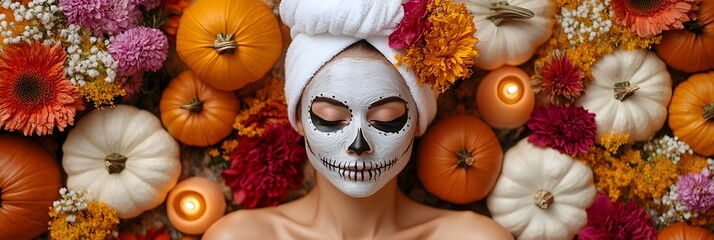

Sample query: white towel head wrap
[280,0,437,136]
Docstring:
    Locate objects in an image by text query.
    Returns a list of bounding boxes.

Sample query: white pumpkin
[576,49,672,143]
[456,0,555,70]
[62,105,181,219]
[487,138,596,240]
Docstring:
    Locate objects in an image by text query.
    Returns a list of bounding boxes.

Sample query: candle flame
[506,85,519,94]
[184,200,196,210]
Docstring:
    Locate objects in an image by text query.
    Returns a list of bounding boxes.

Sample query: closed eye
[367,97,408,133]
[369,111,407,133]
[310,97,350,132]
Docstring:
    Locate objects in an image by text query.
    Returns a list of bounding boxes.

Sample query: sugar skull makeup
[299,57,418,197]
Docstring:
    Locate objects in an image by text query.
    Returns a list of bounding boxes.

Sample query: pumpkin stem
[613,81,639,101]
[684,19,705,34]
[212,33,238,55]
[487,1,534,26]
[180,97,204,112]
[104,153,128,174]
[533,190,554,210]
[704,103,714,120]
[456,148,474,168]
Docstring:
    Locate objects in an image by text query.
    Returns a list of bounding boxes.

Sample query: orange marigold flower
[397,0,478,93]
[0,42,85,136]
[611,0,700,37]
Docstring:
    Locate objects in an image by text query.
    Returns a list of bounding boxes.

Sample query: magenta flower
[109,27,168,75]
[677,168,714,212]
[579,194,657,240]
[60,0,141,36]
[389,0,432,50]
[527,104,597,154]
[222,124,306,209]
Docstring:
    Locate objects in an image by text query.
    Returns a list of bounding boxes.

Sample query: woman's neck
[304,174,402,239]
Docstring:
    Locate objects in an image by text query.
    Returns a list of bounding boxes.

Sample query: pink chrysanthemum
[109,27,168,75]
[676,168,714,212]
[527,104,597,154]
[579,194,657,240]
[60,0,142,36]
[222,123,306,209]
[611,0,700,37]
[0,42,84,136]
[539,51,585,104]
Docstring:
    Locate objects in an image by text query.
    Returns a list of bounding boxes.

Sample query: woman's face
[298,56,418,197]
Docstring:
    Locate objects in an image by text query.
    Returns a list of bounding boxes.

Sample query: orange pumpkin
[176,0,283,91]
[657,222,714,240]
[655,0,714,73]
[0,133,61,239]
[417,114,503,204]
[669,71,714,156]
[160,71,240,147]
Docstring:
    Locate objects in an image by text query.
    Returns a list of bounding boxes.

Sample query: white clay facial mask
[300,57,417,197]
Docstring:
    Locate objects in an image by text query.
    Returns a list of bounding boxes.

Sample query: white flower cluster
[0,0,119,86]
[60,24,118,85]
[0,0,61,45]
[557,0,613,45]
[651,184,697,226]
[52,187,89,223]
[643,135,693,163]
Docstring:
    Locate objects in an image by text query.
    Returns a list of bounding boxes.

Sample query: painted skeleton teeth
[318,157,398,182]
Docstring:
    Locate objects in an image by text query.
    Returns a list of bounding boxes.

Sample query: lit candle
[167,177,226,235]
[179,193,204,219]
[476,66,535,129]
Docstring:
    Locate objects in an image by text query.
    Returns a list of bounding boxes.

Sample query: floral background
[0,0,713,239]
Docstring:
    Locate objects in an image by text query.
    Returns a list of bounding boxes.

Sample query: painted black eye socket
[369,111,408,133]
[310,109,349,132]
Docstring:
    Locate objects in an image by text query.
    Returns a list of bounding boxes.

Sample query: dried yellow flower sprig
[48,188,119,240]
[576,133,677,202]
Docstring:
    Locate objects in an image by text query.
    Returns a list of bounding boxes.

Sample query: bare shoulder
[202,208,279,240]
[431,211,514,240]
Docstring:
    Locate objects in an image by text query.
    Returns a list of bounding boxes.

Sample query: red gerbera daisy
[0,42,84,136]
[611,0,700,37]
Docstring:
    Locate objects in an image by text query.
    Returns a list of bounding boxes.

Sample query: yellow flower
[233,79,285,137]
[221,139,239,154]
[396,0,478,93]
[208,148,220,157]
[676,153,710,175]
[599,133,629,154]
[48,201,119,240]
[632,156,677,200]
[576,145,645,201]
[79,80,126,109]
